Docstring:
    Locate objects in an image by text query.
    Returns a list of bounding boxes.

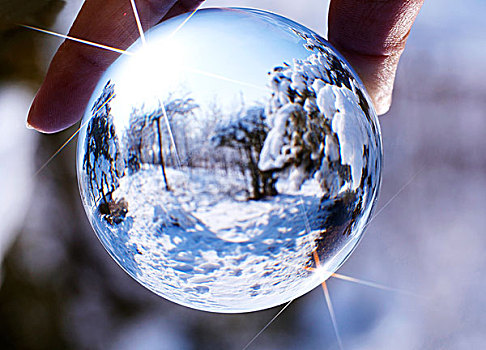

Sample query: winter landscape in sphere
[76,8,382,313]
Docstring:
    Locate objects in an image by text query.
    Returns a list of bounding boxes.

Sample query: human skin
[26,0,424,133]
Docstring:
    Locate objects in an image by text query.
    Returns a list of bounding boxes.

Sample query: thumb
[328,0,424,115]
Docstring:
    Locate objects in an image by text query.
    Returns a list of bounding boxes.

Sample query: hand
[27,0,424,133]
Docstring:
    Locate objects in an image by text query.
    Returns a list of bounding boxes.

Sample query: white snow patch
[97,165,332,312]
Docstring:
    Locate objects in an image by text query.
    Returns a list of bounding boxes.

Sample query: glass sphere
[77,8,382,313]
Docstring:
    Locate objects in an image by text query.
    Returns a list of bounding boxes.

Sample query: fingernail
[26,120,35,130]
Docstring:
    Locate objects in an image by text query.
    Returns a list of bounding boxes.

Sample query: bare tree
[212,106,277,199]
[124,95,198,190]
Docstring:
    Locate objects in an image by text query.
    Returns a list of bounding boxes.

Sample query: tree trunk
[182,124,191,167]
[156,118,170,191]
[245,146,262,199]
[262,170,278,196]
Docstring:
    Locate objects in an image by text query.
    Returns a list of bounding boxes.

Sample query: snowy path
[95,166,337,311]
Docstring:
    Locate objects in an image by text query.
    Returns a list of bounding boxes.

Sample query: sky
[89,7,333,132]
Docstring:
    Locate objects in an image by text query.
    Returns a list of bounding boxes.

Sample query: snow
[331,87,368,189]
[260,49,379,196]
[86,165,363,312]
[316,83,337,118]
[259,103,303,172]
[78,24,382,313]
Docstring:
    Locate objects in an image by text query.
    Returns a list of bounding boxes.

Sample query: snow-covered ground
[87,165,369,312]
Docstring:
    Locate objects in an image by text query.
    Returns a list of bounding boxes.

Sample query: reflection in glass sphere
[77,8,382,313]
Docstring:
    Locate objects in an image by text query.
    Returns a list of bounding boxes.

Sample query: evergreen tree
[259,52,352,196]
[83,81,125,221]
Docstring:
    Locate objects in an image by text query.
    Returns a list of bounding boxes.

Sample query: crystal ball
[77,8,382,313]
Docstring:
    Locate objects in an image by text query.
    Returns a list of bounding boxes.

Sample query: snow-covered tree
[259,52,352,197]
[154,95,199,168]
[212,106,277,199]
[83,81,126,223]
[123,94,198,190]
[124,108,148,175]
[194,100,226,169]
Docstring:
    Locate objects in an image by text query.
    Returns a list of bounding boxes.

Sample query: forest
[82,48,375,231]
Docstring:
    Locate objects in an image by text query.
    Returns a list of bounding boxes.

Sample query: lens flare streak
[168,4,205,39]
[365,165,425,229]
[313,251,344,350]
[185,67,269,91]
[321,281,344,350]
[160,102,182,169]
[20,24,133,56]
[331,273,424,298]
[241,300,294,350]
[129,0,146,45]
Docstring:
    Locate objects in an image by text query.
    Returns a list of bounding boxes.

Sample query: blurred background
[0,0,485,349]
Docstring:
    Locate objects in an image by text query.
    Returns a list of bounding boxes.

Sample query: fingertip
[26,94,46,133]
[365,78,393,116]
[27,46,100,134]
[328,0,424,116]
[374,95,392,116]
[26,119,35,130]
[27,93,51,133]
[27,91,72,134]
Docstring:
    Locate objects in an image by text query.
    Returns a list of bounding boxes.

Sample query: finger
[328,0,424,115]
[28,0,204,133]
